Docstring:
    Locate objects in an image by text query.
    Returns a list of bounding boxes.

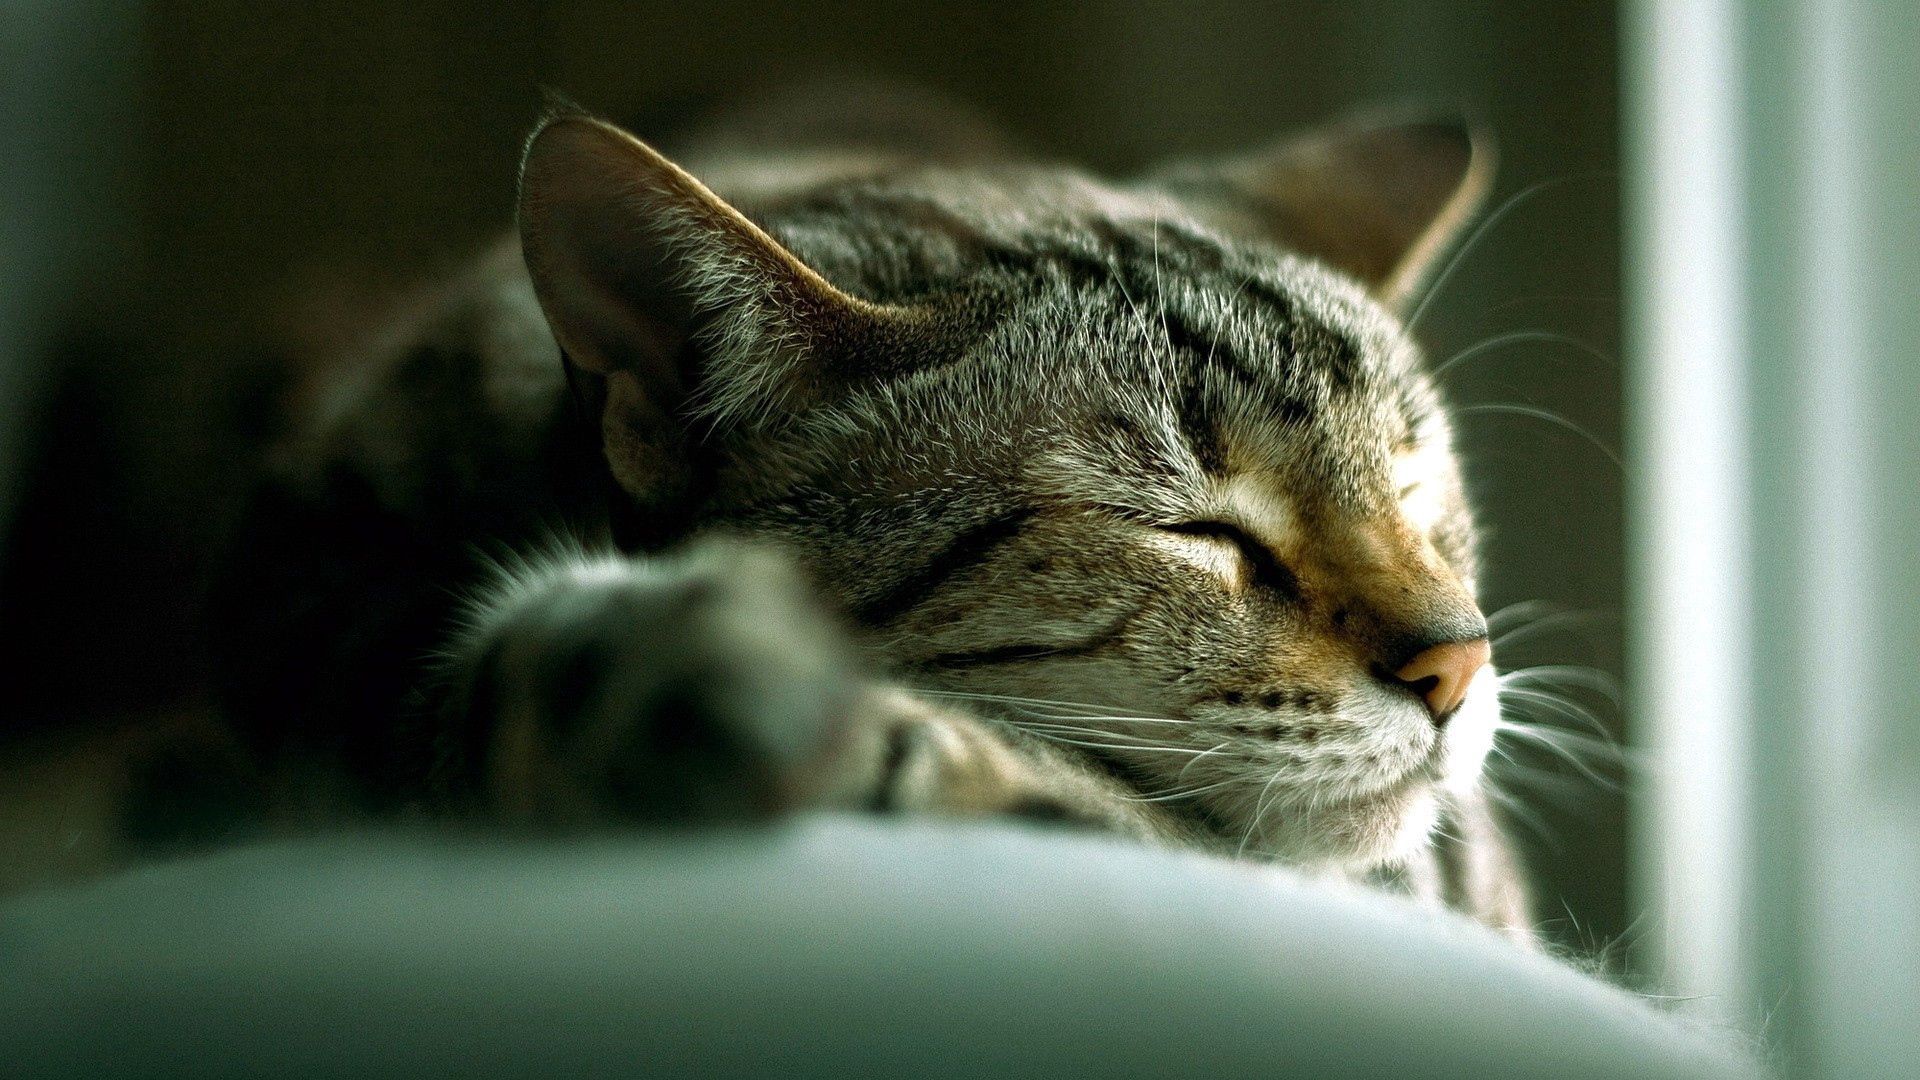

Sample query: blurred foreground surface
[0,817,1754,1080]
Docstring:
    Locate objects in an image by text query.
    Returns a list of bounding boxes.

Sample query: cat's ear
[1146,113,1493,311]
[518,109,914,404]
[517,109,914,521]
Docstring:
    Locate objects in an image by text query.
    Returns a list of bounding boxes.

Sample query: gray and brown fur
[209,84,1529,935]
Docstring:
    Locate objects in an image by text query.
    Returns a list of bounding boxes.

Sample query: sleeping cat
[210,84,1530,935]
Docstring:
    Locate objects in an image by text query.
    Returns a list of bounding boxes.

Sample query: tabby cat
[210,84,1530,935]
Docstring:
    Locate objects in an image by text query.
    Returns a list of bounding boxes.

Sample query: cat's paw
[454,539,862,825]
[836,690,1117,829]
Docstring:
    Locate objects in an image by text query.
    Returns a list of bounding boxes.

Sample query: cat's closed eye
[1155,520,1302,599]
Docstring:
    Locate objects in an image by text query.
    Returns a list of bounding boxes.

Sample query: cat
[207,82,1530,936]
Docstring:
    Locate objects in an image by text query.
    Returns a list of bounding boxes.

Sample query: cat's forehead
[782,163,1415,396]
[770,175,1437,514]
[1075,242,1421,449]
[1003,247,1441,520]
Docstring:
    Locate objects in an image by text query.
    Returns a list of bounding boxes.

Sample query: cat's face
[736,225,1492,868]
[518,108,1495,868]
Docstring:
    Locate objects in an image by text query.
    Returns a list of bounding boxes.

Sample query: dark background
[0,2,1625,956]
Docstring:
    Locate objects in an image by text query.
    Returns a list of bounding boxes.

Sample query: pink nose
[1393,638,1491,723]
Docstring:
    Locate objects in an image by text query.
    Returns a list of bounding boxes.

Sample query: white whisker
[1016,730,1218,757]
[1152,211,1176,361]
[915,688,1187,722]
[1498,684,1616,740]
[1238,769,1289,857]
[1493,722,1624,789]
[1005,720,1191,742]
[1404,172,1606,337]
[1455,402,1624,472]
[1431,329,1615,381]
[1122,777,1250,804]
[1104,256,1159,359]
[1499,664,1622,705]
[1481,780,1563,848]
[1172,741,1234,784]
[1484,598,1558,632]
[1491,608,1611,651]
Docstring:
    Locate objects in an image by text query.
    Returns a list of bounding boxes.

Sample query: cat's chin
[1256,782,1441,870]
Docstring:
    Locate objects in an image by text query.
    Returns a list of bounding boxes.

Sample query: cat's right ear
[516,109,913,520]
[1143,112,1494,312]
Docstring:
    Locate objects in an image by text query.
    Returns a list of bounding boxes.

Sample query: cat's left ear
[1144,113,1494,311]
[516,107,930,542]
[516,108,922,425]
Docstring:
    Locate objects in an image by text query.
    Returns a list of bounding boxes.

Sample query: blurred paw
[459,539,861,825]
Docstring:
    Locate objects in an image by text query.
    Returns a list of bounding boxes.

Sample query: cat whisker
[1403,171,1612,337]
[1499,664,1622,706]
[1490,607,1611,651]
[998,714,1159,730]
[914,688,1134,713]
[1486,762,1613,824]
[1497,683,1617,742]
[1492,720,1625,791]
[1495,717,1627,766]
[1484,598,1558,633]
[1479,779,1564,850]
[1000,718,1177,739]
[1172,740,1234,783]
[1103,256,1161,361]
[1151,211,1177,361]
[999,717,1203,741]
[1121,776,1250,804]
[915,689,1192,724]
[1203,269,1259,373]
[1487,743,1613,792]
[1454,402,1624,473]
[1430,329,1615,381]
[1494,670,1635,795]
[1012,729,1219,757]
[1019,713,1195,726]
[1238,768,1290,857]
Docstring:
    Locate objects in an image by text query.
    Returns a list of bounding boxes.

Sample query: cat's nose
[1392,637,1491,724]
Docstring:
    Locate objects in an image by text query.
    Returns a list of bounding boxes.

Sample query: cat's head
[517,105,1495,869]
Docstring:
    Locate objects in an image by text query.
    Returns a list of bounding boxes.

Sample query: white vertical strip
[1799,2,1920,1075]
[1633,0,1920,1066]
[1623,0,1755,1017]
[1797,0,1865,1069]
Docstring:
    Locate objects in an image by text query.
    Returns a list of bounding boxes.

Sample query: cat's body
[210,85,1530,934]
